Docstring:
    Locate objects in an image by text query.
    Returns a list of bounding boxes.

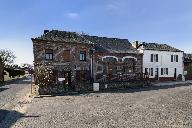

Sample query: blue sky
[0,0,192,65]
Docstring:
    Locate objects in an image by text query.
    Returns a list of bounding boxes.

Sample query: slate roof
[138,41,182,52]
[32,30,137,53]
[83,35,136,53]
[32,30,93,44]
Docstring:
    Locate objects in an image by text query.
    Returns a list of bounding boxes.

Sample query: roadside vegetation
[0,49,33,84]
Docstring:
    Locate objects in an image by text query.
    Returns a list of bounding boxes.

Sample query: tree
[21,63,33,69]
[21,63,34,74]
[0,49,16,81]
[0,49,16,67]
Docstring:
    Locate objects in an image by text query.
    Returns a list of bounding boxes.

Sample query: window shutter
[145,68,148,75]
[161,68,163,75]
[63,50,70,62]
[166,68,168,75]
[156,54,158,62]
[151,54,153,62]
[176,55,178,62]
[151,68,153,76]
[171,55,173,62]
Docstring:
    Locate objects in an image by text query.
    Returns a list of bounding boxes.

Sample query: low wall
[33,81,146,95]
[159,77,175,81]
[185,75,192,80]
[99,81,144,90]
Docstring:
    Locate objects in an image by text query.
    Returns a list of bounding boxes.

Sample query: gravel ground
[3,84,192,128]
[0,76,31,125]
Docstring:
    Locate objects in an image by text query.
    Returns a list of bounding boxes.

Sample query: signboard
[184,71,187,75]
[58,78,65,81]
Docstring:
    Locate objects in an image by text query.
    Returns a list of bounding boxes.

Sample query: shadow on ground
[0,109,40,128]
[36,83,192,98]
[0,87,9,92]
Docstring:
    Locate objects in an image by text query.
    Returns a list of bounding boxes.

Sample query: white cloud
[66,12,79,19]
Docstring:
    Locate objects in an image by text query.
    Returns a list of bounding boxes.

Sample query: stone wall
[93,52,143,82]
[0,57,3,82]
[32,39,94,94]
[184,62,192,80]
[32,39,143,95]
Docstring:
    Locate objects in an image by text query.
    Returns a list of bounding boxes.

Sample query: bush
[35,63,55,87]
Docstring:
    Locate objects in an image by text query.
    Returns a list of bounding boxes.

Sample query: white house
[132,41,184,81]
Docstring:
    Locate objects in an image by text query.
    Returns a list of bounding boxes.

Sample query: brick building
[32,30,143,94]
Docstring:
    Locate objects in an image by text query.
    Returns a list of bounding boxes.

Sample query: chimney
[135,41,139,49]
[44,30,49,34]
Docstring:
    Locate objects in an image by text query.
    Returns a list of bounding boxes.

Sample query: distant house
[32,30,143,94]
[0,57,3,82]
[184,53,192,80]
[132,41,184,81]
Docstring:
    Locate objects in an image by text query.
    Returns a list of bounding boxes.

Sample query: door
[155,68,159,80]
[174,68,177,79]
[64,71,71,87]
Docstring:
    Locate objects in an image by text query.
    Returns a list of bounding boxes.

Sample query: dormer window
[45,49,53,60]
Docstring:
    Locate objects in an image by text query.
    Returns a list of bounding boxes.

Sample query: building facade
[32,30,143,94]
[0,57,3,82]
[133,41,184,81]
[184,53,192,80]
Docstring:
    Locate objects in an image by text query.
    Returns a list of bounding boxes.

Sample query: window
[123,61,135,73]
[80,51,86,61]
[63,50,70,62]
[45,49,53,60]
[161,68,168,75]
[151,54,158,62]
[97,66,103,72]
[145,68,153,76]
[117,66,121,71]
[171,55,178,62]
[76,70,89,81]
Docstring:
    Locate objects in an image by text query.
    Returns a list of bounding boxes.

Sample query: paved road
[0,76,31,124]
[5,84,192,128]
